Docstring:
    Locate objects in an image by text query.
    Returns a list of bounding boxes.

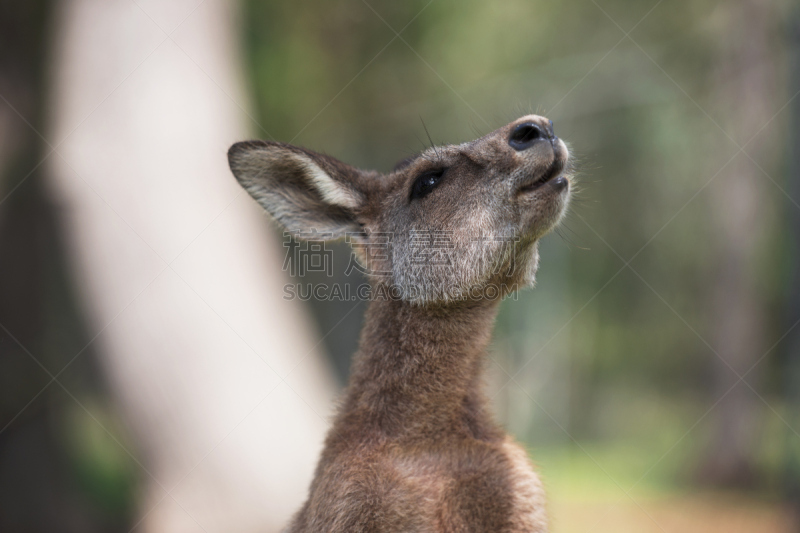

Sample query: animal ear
[228,141,367,239]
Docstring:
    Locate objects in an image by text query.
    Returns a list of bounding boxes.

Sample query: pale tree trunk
[702,0,778,487]
[47,1,337,531]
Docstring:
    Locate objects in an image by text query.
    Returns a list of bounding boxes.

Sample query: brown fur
[228,115,571,532]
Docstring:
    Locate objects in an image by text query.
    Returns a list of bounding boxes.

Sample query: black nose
[508,121,555,151]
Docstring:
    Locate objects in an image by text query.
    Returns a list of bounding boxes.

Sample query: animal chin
[517,159,565,194]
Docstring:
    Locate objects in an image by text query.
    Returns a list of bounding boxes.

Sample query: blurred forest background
[2,0,800,532]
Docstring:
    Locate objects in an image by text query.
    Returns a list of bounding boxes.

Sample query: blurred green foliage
[63,401,138,517]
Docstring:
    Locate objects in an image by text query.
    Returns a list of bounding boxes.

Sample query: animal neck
[336,292,502,443]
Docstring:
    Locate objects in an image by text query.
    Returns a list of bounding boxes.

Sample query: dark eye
[410,168,445,201]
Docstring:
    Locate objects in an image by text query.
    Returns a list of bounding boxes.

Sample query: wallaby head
[228,115,571,305]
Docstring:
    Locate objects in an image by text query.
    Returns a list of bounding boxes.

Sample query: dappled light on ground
[551,493,795,533]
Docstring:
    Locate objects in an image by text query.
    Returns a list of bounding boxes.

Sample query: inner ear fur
[228,140,366,239]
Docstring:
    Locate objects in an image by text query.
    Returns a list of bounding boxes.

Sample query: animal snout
[508,120,555,151]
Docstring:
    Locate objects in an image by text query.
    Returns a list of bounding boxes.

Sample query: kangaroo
[228,115,571,532]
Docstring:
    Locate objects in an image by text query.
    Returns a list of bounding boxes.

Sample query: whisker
[420,117,441,162]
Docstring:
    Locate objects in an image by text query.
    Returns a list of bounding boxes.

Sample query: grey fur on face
[228,115,572,306]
